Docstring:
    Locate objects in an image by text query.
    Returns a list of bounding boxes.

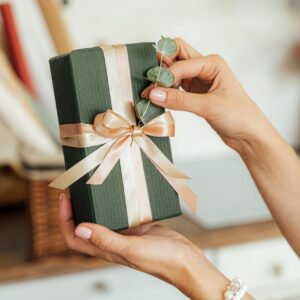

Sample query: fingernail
[75,226,92,240]
[149,88,167,103]
[59,193,65,204]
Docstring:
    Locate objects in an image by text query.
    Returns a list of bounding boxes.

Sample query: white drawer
[216,238,300,289]
[0,266,187,300]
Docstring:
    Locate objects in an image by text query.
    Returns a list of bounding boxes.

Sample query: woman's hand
[59,193,234,299]
[143,38,300,256]
[142,38,277,155]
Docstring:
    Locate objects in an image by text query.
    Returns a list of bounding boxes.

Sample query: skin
[59,38,300,299]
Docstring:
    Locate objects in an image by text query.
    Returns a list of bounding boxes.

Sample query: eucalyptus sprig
[135,36,177,124]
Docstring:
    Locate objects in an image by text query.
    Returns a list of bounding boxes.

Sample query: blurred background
[0,0,300,299]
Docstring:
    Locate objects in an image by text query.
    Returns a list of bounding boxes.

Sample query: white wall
[63,0,300,161]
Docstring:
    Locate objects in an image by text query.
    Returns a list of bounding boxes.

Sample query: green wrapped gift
[49,43,195,231]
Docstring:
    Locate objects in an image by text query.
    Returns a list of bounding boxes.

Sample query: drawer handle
[91,281,110,293]
[271,263,284,277]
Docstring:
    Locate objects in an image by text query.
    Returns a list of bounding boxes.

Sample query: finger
[75,223,140,268]
[158,37,202,67]
[59,195,135,264]
[148,86,213,118]
[144,37,203,98]
[168,55,226,84]
[141,83,154,99]
[142,55,226,99]
[59,193,100,256]
[120,222,159,236]
[75,222,135,256]
[59,193,76,236]
[141,79,182,99]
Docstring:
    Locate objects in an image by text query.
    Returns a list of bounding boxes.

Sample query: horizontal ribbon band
[49,109,196,213]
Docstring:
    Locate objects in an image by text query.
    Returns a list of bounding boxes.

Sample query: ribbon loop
[49,109,196,213]
[94,111,131,138]
[142,112,175,137]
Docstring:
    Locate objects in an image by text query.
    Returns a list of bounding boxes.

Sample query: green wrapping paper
[49,43,181,230]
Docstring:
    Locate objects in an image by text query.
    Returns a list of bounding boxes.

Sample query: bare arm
[144,37,300,255]
[240,126,300,254]
[57,37,300,300]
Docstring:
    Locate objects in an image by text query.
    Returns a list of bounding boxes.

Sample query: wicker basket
[28,180,70,259]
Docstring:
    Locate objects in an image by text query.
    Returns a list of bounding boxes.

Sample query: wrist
[172,248,255,300]
[236,123,283,164]
[175,249,230,299]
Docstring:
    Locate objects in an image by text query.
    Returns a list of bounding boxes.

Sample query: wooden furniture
[3,200,300,299]
[28,180,69,258]
[0,206,282,283]
[1,236,300,300]
[0,168,27,207]
[0,166,67,259]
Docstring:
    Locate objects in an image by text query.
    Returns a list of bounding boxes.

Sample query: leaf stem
[139,40,166,125]
[155,52,164,88]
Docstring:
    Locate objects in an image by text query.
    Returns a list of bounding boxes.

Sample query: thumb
[75,223,132,255]
[148,87,211,118]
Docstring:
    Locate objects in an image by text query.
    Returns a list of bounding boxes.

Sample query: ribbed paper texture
[49,43,181,230]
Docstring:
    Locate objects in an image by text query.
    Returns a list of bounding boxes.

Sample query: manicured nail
[75,226,92,240]
[149,88,167,103]
[59,193,65,204]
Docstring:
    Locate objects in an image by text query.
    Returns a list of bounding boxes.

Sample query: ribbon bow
[49,110,196,213]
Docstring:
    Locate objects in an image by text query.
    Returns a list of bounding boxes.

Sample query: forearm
[174,249,255,299]
[239,125,300,255]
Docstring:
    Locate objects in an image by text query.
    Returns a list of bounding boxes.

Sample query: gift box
[49,43,195,231]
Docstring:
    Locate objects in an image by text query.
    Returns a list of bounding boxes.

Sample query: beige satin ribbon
[49,110,196,214]
[101,44,152,226]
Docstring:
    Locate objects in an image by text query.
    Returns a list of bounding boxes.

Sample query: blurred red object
[0,3,36,95]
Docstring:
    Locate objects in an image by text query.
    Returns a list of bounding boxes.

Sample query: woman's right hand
[143,38,300,256]
[142,38,278,155]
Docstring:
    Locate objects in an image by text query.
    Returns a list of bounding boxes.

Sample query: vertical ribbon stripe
[100,45,152,227]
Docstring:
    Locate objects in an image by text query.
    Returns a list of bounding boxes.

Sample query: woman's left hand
[59,193,232,299]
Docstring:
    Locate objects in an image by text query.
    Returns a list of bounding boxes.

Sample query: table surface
[0,206,282,284]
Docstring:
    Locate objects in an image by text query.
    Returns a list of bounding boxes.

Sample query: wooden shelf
[0,206,282,284]
[0,206,28,268]
[0,168,27,207]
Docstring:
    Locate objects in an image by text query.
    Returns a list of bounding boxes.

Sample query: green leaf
[134,100,159,124]
[156,36,177,57]
[145,66,175,87]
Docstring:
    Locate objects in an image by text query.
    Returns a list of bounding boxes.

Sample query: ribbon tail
[134,136,196,213]
[49,142,113,190]
[161,173,197,214]
[134,136,190,179]
[61,133,110,148]
[60,123,110,148]
[87,135,131,185]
